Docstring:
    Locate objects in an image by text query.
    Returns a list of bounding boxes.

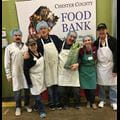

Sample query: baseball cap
[97,23,107,30]
[26,38,37,46]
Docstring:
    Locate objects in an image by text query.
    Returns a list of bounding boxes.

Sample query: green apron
[79,48,96,89]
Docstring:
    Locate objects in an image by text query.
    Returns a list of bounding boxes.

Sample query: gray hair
[83,35,94,42]
[67,31,77,39]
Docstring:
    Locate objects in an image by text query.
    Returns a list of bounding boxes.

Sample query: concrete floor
[2,98,117,120]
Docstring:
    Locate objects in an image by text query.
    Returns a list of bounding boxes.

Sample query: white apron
[41,38,58,87]
[4,42,28,91]
[30,55,46,95]
[58,42,80,87]
[97,38,117,86]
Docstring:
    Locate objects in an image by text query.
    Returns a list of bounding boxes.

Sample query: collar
[42,36,51,43]
[14,42,24,49]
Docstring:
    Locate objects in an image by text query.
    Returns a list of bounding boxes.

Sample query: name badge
[34,57,37,61]
[88,56,93,60]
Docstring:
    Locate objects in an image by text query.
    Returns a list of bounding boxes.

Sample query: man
[36,20,63,110]
[94,23,117,110]
[4,29,32,116]
[58,31,81,109]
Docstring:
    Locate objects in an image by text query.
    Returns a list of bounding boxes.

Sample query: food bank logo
[28,6,59,39]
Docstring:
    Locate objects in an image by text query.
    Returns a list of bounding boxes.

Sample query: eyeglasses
[29,43,37,46]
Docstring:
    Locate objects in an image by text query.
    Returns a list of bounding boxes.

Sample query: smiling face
[13,33,22,43]
[83,36,93,48]
[28,43,38,53]
[97,29,107,40]
[66,32,77,45]
[38,27,49,39]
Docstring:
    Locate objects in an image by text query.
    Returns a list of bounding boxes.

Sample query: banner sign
[16,0,96,42]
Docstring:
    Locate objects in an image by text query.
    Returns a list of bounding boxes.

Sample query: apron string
[84,47,93,56]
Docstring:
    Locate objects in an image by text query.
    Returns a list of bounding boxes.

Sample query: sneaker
[25,106,32,113]
[111,103,117,111]
[15,107,21,116]
[92,103,97,110]
[56,104,62,110]
[32,105,38,111]
[49,105,56,111]
[86,102,91,108]
[98,101,105,108]
[40,113,46,118]
[75,106,81,110]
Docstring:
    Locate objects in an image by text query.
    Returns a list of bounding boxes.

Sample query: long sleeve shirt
[23,49,42,88]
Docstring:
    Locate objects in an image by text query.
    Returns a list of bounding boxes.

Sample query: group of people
[4,21,117,118]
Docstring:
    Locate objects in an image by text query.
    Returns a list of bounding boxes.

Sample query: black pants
[47,85,60,107]
[84,89,96,104]
[14,89,30,108]
[58,86,80,107]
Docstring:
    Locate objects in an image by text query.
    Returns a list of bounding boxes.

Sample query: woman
[36,21,63,110]
[24,38,46,118]
[78,35,97,109]
[58,31,80,109]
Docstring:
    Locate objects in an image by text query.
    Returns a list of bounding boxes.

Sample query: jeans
[14,89,30,108]
[47,85,60,107]
[84,89,96,104]
[34,95,45,114]
[58,86,80,107]
[99,85,117,104]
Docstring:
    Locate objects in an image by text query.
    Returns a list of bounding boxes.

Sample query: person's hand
[71,63,79,71]
[7,78,12,82]
[112,73,117,77]
[23,52,30,59]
